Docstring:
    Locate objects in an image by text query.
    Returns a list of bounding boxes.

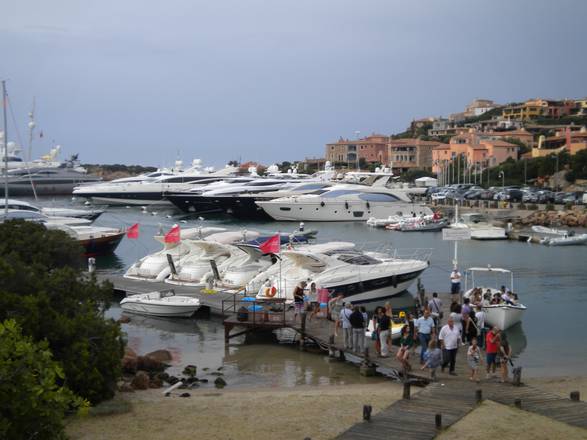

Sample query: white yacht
[256,174,431,222]
[0,209,93,227]
[464,267,526,330]
[124,227,228,282]
[165,234,263,287]
[0,198,103,221]
[253,244,429,304]
[450,213,507,240]
[73,161,239,206]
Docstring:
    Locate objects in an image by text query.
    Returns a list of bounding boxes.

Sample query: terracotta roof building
[388,139,448,173]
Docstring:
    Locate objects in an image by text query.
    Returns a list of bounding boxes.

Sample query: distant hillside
[83,164,157,181]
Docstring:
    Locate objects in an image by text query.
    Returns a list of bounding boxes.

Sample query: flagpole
[3,80,8,215]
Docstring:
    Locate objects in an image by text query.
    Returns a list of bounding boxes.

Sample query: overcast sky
[2,0,586,168]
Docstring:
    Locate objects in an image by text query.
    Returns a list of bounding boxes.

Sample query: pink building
[432,131,518,174]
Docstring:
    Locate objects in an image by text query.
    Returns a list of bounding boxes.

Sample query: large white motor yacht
[256,174,431,222]
[73,161,238,206]
[253,244,429,304]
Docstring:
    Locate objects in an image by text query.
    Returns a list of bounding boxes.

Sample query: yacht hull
[120,299,200,317]
[164,194,224,215]
[80,232,125,257]
[257,201,431,222]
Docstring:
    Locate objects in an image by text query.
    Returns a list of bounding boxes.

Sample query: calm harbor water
[33,198,587,381]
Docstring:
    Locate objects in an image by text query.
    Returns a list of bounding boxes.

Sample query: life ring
[266,286,277,298]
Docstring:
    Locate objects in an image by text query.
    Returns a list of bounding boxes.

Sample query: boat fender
[366,202,370,209]
[320,201,325,207]
[391,275,397,288]
[345,201,349,210]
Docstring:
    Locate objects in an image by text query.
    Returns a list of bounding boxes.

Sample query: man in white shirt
[450,268,462,302]
[439,317,461,375]
[339,303,353,350]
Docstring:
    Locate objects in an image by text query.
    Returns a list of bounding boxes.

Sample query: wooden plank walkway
[337,381,587,439]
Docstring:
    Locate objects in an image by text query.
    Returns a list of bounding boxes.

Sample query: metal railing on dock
[222,297,288,328]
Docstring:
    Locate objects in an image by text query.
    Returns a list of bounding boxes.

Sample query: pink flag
[259,233,280,254]
[164,224,181,243]
[126,223,139,239]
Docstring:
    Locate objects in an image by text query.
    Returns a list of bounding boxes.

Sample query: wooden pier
[100,273,587,438]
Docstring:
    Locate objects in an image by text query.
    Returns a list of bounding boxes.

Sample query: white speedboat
[120,291,200,317]
[366,215,403,228]
[464,267,526,330]
[0,209,93,227]
[256,174,431,222]
[531,225,568,236]
[0,198,103,221]
[451,213,507,240]
[124,227,227,281]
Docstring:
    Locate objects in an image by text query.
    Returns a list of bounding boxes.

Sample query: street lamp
[498,171,505,192]
[354,130,360,171]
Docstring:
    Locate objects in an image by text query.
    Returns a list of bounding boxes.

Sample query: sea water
[34,199,587,381]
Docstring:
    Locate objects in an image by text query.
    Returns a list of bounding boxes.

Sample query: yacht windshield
[337,254,380,265]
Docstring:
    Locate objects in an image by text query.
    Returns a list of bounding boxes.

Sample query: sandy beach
[66,383,406,440]
[66,376,587,440]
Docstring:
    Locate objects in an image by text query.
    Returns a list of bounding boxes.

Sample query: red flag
[259,233,280,254]
[164,224,181,243]
[126,223,139,239]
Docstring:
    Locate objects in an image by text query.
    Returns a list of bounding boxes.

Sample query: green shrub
[545,203,555,211]
[0,319,86,440]
[518,202,527,210]
[527,204,539,210]
[0,221,124,404]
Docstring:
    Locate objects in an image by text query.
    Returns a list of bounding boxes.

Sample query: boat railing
[221,296,288,327]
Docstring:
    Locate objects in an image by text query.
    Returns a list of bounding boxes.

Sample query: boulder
[145,349,173,363]
[149,377,163,388]
[122,347,138,374]
[131,371,150,390]
[137,355,168,372]
[180,393,191,398]
[214,377,227,389]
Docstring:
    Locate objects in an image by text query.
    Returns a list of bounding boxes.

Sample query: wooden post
[512,366,522,386]
[570,391,580,402]
[363,405,372,421]
[403,381,411,400]
[328,335,336,358]
[435,413,442,430]
[514,399,522,409]
[475,389,482,403]
[299,313,307,350]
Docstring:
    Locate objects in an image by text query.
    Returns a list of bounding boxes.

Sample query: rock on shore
[518,209,587,227]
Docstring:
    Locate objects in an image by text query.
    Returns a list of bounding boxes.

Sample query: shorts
[486,352,497,365]
[294,303,304,313]
[451,283,461,294]
[468,359,480,369]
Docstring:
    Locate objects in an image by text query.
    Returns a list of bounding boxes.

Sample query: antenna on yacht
[2,80,8,215]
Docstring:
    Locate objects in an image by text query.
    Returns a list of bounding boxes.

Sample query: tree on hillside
[0,221,124,404]
[0,319,85,440]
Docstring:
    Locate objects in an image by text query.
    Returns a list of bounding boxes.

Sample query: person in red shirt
[485,327,501,379]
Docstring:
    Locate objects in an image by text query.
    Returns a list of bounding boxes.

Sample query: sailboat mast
[2,80,8,215]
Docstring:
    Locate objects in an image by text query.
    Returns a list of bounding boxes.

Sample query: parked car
[463,189,484,200]
[494,188,524,202]
[478,190,496,201]
[554,192,566,204]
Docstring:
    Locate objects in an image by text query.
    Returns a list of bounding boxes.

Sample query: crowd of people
[291,277,515,383]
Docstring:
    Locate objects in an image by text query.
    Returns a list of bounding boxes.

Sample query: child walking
[467,338,482,382]
[421,339,442,381]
